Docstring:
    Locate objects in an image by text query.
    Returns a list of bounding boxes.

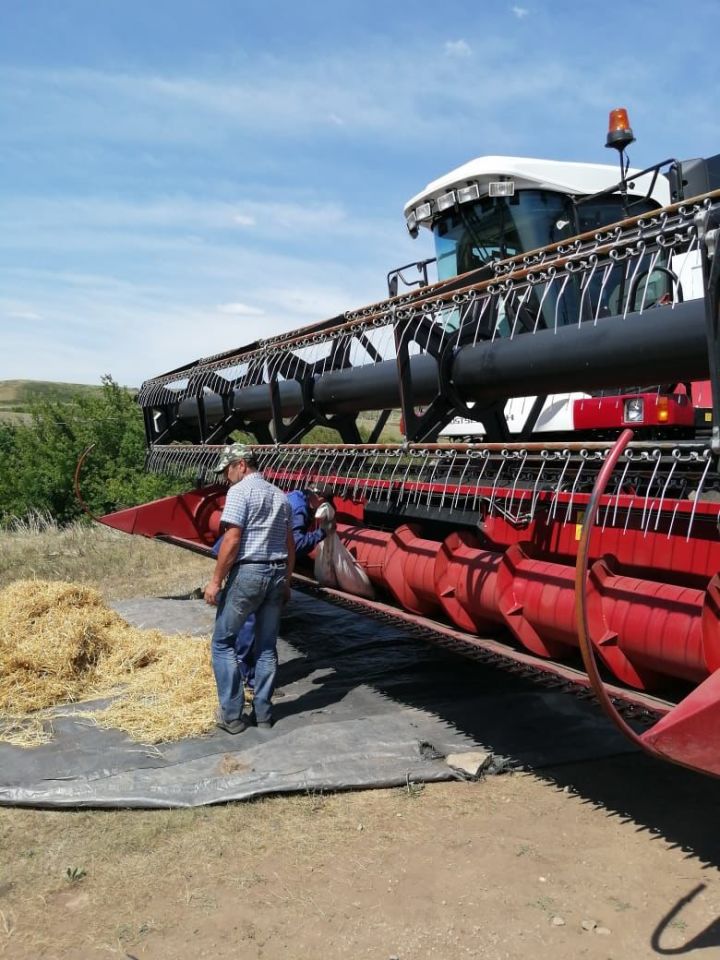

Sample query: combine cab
[97,111,720,777]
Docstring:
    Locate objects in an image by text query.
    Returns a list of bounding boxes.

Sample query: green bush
[0,377,187,526]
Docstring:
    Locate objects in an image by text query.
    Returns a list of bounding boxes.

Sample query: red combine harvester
[98,112,720,777]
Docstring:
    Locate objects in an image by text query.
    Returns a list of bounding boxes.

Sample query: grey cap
[212,442,253,474]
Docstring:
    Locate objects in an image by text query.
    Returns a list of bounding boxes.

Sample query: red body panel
[573,392,695,430]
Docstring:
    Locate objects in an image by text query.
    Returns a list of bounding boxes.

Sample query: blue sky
[2,0,719,386]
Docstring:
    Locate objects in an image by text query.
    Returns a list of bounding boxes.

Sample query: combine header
[99,111,720,776]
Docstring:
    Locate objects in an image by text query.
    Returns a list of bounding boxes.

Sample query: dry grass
[0,524,220,746]
[0,581,120,714]
[89,628,215,744]
[0,522,217,744]
[0,519,212,599]
[0,579,216,746]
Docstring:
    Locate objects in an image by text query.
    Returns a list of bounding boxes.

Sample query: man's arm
[294,524,326,555]
[204,525,243,606]
[290,500,325,556]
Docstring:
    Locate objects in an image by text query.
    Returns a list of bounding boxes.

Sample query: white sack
[314,533,338,588]
[332,535,375,598]
[312,502,374,598]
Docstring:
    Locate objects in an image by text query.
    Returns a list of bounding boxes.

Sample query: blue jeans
[236,613,255,688]
[211,563,287,724]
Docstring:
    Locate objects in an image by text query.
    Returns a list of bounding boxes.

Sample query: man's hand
[206,525,241,606]
[204,580,223,606]
[283,581,292,605]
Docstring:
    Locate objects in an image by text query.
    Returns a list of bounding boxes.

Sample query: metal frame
[698,205,720,452]
[386,257,436,298]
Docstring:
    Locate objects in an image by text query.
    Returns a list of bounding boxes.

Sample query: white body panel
[439,394,589,438]
[404,155,670,221]
[671,250,705,301]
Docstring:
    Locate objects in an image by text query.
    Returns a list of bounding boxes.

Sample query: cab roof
[403,155,670,221]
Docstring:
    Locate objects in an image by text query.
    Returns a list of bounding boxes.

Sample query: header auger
[96,111,720,777]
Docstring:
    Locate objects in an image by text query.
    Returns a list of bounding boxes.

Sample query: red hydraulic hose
[574,428,648,749]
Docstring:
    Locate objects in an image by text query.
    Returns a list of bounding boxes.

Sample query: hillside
[0,380,136,422]
[0,379,107,406]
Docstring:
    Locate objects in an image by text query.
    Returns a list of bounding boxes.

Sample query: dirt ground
[2,527,720,959]
[2,761,720,960]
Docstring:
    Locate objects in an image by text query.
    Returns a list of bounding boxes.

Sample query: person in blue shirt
[211,482,333,694]
[286,484,334,558]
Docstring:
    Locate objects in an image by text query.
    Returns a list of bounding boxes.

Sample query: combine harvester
[98,111,720,777]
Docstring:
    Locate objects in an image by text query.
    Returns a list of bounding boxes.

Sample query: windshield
[432,189,663,328]
[434,190,573,280]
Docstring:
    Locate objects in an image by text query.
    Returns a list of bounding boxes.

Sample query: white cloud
[217,302,264,316]
[1,37,715,163]
[444,39,472,58]
[0,194,385,250]
[260,284,358,321]
[0,213,415,384]
[0,48,559,149]
[511,6,530,18]
[7,309,43,321]
[2,27,715,389]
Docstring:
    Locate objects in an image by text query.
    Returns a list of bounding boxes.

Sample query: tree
[0,377,188,526]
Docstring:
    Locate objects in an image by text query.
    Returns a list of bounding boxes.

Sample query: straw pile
[0,580,217,747]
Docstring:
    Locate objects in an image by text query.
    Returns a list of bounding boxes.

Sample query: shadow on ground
[650,885,720,954]
[279,592,720,869]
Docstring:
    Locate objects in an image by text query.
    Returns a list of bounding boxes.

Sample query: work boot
[215,709,247,735]
[248,711,273,730]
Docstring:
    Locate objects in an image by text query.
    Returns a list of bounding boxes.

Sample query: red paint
[573,392,695,430]
[99,485,226,545]
[99,482,720,691]
[435,531,502,632]
[641,670,720,776]
[98,473,720,775]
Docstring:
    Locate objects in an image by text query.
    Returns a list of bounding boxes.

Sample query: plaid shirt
[220,472,292,562]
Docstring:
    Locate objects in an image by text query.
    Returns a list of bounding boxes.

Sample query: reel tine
[686,451,713,542]
[640,449,663,535]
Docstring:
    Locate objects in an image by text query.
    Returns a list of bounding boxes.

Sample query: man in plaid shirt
[204,443,295,734]
[210,481,333,698]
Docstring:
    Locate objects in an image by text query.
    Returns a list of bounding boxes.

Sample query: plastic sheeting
[0,593,633,808]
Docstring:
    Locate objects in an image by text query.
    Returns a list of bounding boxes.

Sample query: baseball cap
[212,442,253,474]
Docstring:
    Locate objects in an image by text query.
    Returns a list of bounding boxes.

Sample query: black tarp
[0,593,633,808]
